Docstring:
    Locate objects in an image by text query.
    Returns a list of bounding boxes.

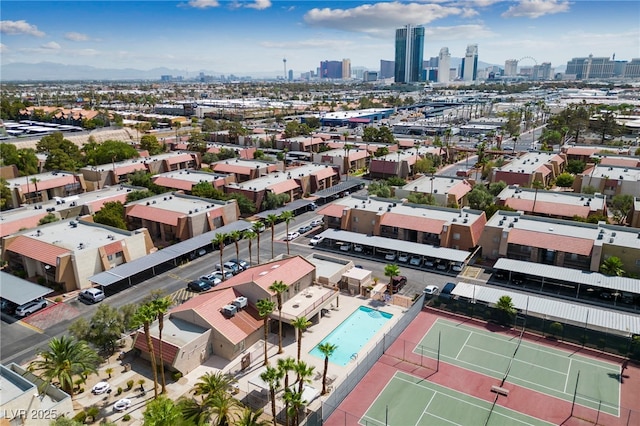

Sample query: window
[453,233,460,240]
[492,249,498,256]
[353,217,358,222]
[115,252,123,258]
[493,236,500,243]
[107,254,113,261]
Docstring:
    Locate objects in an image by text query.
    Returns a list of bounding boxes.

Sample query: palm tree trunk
[158,314,166,393]
[277,305,283,354]
[256,234,260,264]
[144,323,159,398]
[322,358,328,395]
[248,240,253,265]
[270,389,277,426]
[263,318,269,366]
[297,329,302,361]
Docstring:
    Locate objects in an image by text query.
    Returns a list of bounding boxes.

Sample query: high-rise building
[380,60,395,79]
[504,59,518,77]
[623,58,640,78]
[320,60,343,79]
[461,44,478,81]
[565,55,614,79]
[394,24,425,83]
[438,47,451,83]
[342,59,351,79]
[532,63,553,80]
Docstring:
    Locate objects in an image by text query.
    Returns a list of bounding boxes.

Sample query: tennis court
[361,371,553,426]
[416,319,621,416]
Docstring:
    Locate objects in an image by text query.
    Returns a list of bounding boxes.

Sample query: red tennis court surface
[325,308,640,426]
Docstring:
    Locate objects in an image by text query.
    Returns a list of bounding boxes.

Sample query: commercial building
[394,25,424,83]
[2,219,153,292]
[320,60,343,79]
[461,44,478,81]
[565,55,615,79]
[504,59,518,77]
[437,48,451,84]
[380,60,395,79]
[342,59,351,79]
[624,58,640,79]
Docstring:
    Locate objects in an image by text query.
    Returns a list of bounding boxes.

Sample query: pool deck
[230,292,406,407]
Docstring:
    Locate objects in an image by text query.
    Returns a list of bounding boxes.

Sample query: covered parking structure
[254,199,317,220]
[88,220,252,293]
[0,272,53,306]
[315,228,470,265]
[312,178,365,205]
[493,258,640,311]
[451,282,640,338]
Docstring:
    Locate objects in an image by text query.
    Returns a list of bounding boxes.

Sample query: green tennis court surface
[362,371,553,426]
[415,319,621,415]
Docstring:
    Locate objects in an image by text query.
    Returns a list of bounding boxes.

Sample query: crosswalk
[168,287,197,307]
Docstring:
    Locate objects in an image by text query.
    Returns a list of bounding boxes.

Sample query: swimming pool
[309,306,393,366]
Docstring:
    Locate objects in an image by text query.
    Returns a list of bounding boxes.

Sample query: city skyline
[1,0,639,79]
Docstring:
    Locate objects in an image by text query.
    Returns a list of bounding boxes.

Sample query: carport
[254,199,316,220]
[0,272,53,305]
[312,178,365,205]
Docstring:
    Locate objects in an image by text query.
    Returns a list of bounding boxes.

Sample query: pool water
[309,306,393,366]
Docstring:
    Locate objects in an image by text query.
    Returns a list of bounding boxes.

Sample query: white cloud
[260,38,355,50]
[245,0,271,10]
[426,24,497,41]
[0,43,7,53]
[64,32,89,42]
[188,0,219,9]
[0,20,45,37]
[502,0,570,19]
[304,2,464,34]
[41,41,61,50]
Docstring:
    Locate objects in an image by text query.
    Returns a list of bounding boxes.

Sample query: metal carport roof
[255,199,315,219]
[451,282,640,335]
[312,178,365,199]
[89,220,252,286]
[316,229,470,262]
[0,272,53,305]
[494,258,640,295]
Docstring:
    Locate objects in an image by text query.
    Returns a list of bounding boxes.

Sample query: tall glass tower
[394,24,424,83]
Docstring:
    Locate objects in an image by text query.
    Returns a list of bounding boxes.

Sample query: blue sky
[1,1,638,77]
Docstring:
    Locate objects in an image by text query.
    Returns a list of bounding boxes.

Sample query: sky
[1,0,639,77]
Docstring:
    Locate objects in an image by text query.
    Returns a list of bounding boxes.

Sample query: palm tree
[212,232,228,280]
[132,303,159,399]
[30,177,40,203]
[260,366,283,426]
[318,342,337,395]
[495,295,516,326]
[266,214,279,260]
[531,180,544,214]
[284,388,306,426]
[237,407,270,426]
[143,395,182,426]
[178,397,214,426]
[384,264,401,292]
[343,143,354,180]
[151,296,172,394]
[293,360,315,394]
[588,157,601,187]
[209,391,241,426]
[291,316,311,361]
[252,221,263,264]
[193,371,237,399]
[277,356,296,426]
[229,230,242,261]
[600,256,625,277]
[279,210,295,255]
[29,336,100,398]
[256,299,276,365]
[243,229,257,266]
[172,121,182,144]
[269,280,288,354]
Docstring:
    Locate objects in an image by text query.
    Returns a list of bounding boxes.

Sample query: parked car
[216,262,241,275]
[214,270,234,281]
[114,398,131,412]
[387,276,407,294]
[92,381,110,395]
[15,298,47,317]
[1,298,17,315]
[309,235,324,246]
[188,280,212,292]
[339,242,352,251]
[435,260,448,271]
[398,253,409,263]
[423,285,439,296]
[451,262,464,272]
[286,231,300,241]
[423,257,436,268]
[200,274,222,287]
[353,244,363,253]
[229,258,249,271]
[310,218,323,227]
[440,282,457,299]
[409,255,422,266]
[78,288,105,304]
[384,252,396,261]
[298,225,313,234]
[511,273,525,285]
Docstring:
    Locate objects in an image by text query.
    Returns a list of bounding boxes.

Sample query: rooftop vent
[271,264,280,269]
[597,234,603,240]
[609,238,614,243]
[222,304,237,317]
[508,223,514,228]
[463,218,468,223]
[499,220,504,226]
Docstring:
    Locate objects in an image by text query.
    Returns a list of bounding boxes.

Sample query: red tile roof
[19,175,78,193]
[0,214,48,238]
[5,235,70,265]
[317,203,346,218]
[447,181,473,199]
[103,240,124,256]
[114,163,147,176]
[268,179,299,194]
[507,229,593,256]
[380,213,446,233]
[152,176,195,191]
[312,166,337,181]
[86,193,128,213]
[504,198,590,217]
[565,147,598,156]
[134,333,180,365]
[213,163,253,175]
[165,153,194,165]
[127,204,184,226]
[170,287,262,344]
[599,157,640,168]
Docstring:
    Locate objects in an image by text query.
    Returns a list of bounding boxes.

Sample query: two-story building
[395,175,473,207]
[151,170,233,193]
[573,165,640,198]
[492,151,566,187]
[6,171,86,208]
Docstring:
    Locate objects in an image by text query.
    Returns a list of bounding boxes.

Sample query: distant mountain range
[2,59,503,82]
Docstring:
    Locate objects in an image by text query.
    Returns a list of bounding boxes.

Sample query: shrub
[116,387,122,396]
[549,322,563,338]
[126,379,134,390]
[122,414,131,422]
[54,296,63,303]
[172,371,182,381]
[86,406,100,419]
[73,411,87,423]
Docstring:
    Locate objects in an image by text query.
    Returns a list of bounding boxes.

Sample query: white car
[15,299,47,317]
[309,235,324,246]
[409,255,422,266]
[451,262,464,272]
[114,398,132,412]
[384,252,396,261]
[310,218,323,227]
[286,232,300,241]
[92,381,110,395]
[423,285,439,296]
[353,244,363,253]
[398,253,409,263]
[339,242,352,251]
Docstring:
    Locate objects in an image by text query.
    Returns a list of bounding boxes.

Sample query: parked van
[15,298,47,317]
[78,288,105,303]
